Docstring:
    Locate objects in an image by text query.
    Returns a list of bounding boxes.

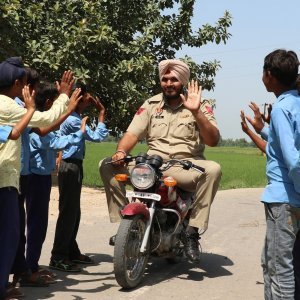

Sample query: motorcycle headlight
[130,163,156,190]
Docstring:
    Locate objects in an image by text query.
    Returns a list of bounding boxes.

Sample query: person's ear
[45,99,53,110]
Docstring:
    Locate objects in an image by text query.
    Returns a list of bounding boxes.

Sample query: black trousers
[26,174,52,272]
[0,187,19,299]
[51,159,83,261]
[11,175,30,275]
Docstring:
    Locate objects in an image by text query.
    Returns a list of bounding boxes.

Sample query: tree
[0,0,232,134]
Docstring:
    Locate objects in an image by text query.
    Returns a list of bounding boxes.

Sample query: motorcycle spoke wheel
[114,215,149,289]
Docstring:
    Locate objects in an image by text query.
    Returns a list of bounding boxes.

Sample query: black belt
[63,158,83,164]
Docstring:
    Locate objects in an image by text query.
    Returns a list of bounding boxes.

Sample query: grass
[83,142,267,190]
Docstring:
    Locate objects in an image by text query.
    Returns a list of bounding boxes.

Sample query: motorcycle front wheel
[113,214,149,289]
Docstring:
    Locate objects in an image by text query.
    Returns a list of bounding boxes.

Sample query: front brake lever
[105,155,134,165]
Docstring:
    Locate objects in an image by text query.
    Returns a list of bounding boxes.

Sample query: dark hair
[0,57,26,90]
[72,82,87,96]
[25,67,40,88]
[35,82,59,112]
[263,49,299,87]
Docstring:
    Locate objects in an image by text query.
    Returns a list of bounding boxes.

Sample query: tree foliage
[0,0,232,134]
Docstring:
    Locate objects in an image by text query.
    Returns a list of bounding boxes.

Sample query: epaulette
[147,93,163,104]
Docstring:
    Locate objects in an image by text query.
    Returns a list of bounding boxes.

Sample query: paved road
[18,187,266,300]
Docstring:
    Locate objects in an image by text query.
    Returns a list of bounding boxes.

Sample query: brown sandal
[19,272,49,287]
[38,268,57,279]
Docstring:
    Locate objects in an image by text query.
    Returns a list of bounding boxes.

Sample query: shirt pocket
[149,118,168,138]
[174,118,196,139]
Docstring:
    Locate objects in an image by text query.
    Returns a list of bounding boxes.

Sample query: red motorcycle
[109,152,205,289]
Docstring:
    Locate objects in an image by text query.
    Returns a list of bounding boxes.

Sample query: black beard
[163,88,183,101]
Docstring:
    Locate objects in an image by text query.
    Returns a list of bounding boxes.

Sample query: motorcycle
[109,152,205,289]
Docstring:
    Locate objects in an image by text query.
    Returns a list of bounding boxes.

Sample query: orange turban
[158,59,190,86]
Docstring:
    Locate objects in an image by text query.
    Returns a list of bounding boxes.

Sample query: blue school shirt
[262,90,300,207]
[0,126,12,143]
[15,97,31,175]
[60,112,108,160]
[29,130,84,175]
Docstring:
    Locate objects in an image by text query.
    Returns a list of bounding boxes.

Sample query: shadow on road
[21,253,117,299]
[120,252,233,292]
[20,252,233,299]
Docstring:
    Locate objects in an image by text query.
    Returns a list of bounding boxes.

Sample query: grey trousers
[262,203,300,300]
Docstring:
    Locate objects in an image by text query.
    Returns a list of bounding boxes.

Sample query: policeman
[99,59,221,262]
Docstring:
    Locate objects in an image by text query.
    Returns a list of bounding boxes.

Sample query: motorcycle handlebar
[162,159,205,173]
[106,155,205,173]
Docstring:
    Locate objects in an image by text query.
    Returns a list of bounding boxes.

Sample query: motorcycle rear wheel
[114,215,149,289]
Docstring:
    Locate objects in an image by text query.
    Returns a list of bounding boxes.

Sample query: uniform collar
[277,89,298,102]
[162,95,183,111]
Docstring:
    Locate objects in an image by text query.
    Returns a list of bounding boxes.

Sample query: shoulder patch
[205,105,214,115]
[135,107,146,115]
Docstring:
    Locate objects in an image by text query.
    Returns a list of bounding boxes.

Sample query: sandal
[18,272,49,287]
[5,284,24,299]
[49,259,81,272]
[71,254,94,264]
[38,268,57,279]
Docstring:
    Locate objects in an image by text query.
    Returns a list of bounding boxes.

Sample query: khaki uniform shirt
[127,93,218,160]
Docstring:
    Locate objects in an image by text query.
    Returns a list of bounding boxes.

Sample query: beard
[163,87,183,101]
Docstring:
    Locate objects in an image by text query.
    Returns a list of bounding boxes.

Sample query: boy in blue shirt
[26,83,88,281]
[50,83,108,272]
[245,49,300,299]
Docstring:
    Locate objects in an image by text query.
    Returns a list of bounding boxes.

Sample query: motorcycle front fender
[121,202,150,220]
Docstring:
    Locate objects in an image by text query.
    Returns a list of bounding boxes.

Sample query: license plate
[126,191,161,201]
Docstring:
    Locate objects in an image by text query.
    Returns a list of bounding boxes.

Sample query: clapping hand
[22,85,36,111]
[80,116,88,134]
[56,70,75,97]
[89,95,105,122]
[245,102,265,134]
[67,88,82,113]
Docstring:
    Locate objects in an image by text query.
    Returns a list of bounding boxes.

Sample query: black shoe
[184,232,201,262]
[109,235,116,246]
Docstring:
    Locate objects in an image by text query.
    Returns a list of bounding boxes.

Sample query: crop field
[82,142,267,190]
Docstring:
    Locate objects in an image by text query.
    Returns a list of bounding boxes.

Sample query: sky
[177,0,300,139]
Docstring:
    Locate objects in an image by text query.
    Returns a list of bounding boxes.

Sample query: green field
[83,142,267,190]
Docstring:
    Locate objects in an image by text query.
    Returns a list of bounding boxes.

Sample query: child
[19,83,87,285]
[244,49,300,299]
[50,83,108,272]
[0,56,73,300]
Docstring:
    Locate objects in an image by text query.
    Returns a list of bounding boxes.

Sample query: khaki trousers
[99,157,221,231]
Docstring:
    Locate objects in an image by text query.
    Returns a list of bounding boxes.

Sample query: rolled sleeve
[260,126,269,141]
[84,122,108,142]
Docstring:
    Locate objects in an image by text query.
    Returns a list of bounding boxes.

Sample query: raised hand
[245,102,265,133]
[240,110,250,134]
[180,80,202,113]
[80,116,88,133]
[22,85,36,110]
[57,70,75,97]
[67,88,82,113]
[90,95,105,122]
[261,103,272,124]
